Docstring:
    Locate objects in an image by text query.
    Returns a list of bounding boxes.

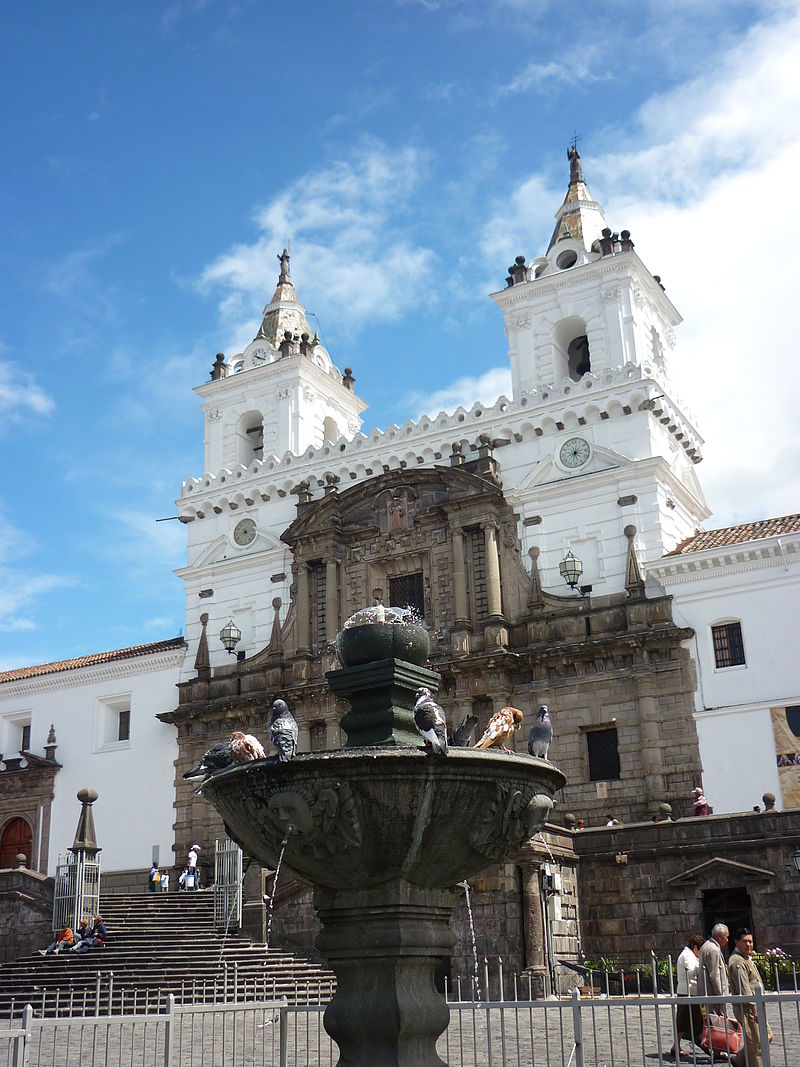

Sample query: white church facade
[1,148,797,881]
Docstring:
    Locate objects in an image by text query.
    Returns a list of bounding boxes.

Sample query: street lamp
[219,619,245,661]
[559,550,593,596]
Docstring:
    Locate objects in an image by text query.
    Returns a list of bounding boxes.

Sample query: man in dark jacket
[76,915,107,953]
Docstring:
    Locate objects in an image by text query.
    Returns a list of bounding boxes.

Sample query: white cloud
[0,572,78,633]
[198,141,437,348]
[0,361,55,421]
[497,55,608,97]
[406,366,512,420]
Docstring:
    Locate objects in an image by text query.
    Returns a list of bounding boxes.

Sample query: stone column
[521,862,548,998]
[451,528,469,625]
[483,524,503,621]
[295,561,311,655]
[325,558,339,644]
[315,880,455,1067]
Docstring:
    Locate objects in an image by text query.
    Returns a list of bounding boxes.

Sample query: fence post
[12,1003,33,1067]
[163,993,176,1067]
[571,987,585,1067]
[95,972,102,1015]
[279,1004,289,1067]
[754,986,772,1067]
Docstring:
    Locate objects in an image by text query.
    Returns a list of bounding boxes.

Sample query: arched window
[237,411,264,465]
[0,817,32,869]
[553,317,591,382]
[323,416,340,443]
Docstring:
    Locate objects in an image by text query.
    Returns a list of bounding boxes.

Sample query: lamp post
[559,550,592,597]
[219,619,245,662]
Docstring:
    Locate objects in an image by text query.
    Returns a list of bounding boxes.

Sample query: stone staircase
[0,891,334,1018]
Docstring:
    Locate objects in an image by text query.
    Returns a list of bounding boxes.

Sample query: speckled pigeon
[269,698,299,761]
[230,731,267,762]
[413,687,448,755]
[528,705,552,760]
[474,706,524,753]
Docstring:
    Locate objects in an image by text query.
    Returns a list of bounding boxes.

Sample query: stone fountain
[203,609,565,1067]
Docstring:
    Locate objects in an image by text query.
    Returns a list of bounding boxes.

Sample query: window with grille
[389,573,424,618]
[711,622,745,668]
[586,727,621,781]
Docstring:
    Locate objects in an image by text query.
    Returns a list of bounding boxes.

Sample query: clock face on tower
[250,348,268,365]
[559,437,591,469]
[233,518,257,546]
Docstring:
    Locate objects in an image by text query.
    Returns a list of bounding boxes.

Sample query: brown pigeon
[230,730,267,762]
[473,707,524,753]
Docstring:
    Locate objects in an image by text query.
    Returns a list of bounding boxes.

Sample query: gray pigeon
[448,714,478,748]
[413,687,448,756]
[269,698,298,761]
[528,705,553,760]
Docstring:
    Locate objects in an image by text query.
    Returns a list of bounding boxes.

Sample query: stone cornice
[0,647,185,699]
[195,353,367,413]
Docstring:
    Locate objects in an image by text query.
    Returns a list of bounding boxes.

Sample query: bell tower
[195,250,366,474]
[493,145,683,405]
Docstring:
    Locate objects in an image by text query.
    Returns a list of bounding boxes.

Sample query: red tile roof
[666,514,800,556]
[0,637,185,685]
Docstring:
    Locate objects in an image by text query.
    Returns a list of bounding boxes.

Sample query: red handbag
[700,1013,743,1054]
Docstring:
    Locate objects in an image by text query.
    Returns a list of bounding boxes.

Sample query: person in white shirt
[671,934,705,1058]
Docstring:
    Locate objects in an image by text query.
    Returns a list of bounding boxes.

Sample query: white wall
[0,649,182,875]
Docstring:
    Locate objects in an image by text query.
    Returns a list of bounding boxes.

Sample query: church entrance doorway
[701,886,753,939]
[0,816,33,869]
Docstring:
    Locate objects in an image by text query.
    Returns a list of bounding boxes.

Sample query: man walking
[728,929,772,1066]
[698,924,730,1011]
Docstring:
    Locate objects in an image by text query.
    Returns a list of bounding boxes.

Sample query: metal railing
[1,985,798,1066]
[214,837,243,930]
[52,851,101,934]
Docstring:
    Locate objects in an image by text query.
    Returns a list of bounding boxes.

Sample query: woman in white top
[672,934,705,1057]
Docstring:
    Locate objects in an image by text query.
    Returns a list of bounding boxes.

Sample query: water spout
[458,879,481,1002]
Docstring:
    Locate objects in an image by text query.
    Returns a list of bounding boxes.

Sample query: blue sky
[2,0,799,668]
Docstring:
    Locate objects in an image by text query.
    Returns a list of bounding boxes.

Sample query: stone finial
[342,367,355,391]
[279,330,295,359]
[563,813,577,829]
[449,442,464,467]
[619,230,634,252]
[70,788,101,857]
[508,255,527,286]
[299,332,317,357]
[477,433,494,460]
[598,227,615,257]
[44,724,58,762]
[194,613,210,674]
[527,547,545,610]
[294,479,312,507]
[210,353,226,381]
[624,525,646,598]
[16,853,27,869]
[267,598,283,655]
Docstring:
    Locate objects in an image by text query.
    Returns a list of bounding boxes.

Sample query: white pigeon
[528,705,553,760]
[413,687,448,756]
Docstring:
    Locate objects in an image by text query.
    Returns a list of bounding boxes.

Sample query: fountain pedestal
[316,880,454,1067]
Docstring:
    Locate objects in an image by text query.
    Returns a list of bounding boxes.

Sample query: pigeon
[473,706,524,753]
[230,731,267,762]
[528,705,553,760]
[269,698,299,761]
[413,687,448,755]
[448,714,478,748]
[183,739,233,780]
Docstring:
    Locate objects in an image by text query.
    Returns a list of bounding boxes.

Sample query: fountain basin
[202,747,565,890]
[334,621,431,668]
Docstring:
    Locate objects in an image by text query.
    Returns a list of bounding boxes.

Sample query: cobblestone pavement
[1,999,798,1066]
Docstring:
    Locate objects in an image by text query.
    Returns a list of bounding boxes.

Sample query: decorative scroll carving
[469,783,553,860]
